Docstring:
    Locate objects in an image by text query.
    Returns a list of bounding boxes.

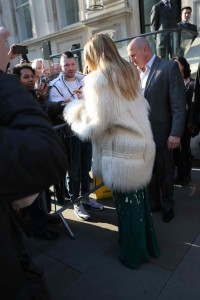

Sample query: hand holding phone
[74,88,83,99]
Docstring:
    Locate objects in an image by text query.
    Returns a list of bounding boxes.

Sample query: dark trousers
[30,195,48,234]
[22,192,51,235]
[66,136,92,200]
[148,147,174,211]
[173,128,192,179]
[156,32,177,59]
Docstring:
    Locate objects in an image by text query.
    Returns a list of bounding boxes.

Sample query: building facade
[0,0,199,66]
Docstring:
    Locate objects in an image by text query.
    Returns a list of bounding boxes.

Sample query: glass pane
[15,0,28,7]
[59,0,79,27]
[16,4,33,39]
[144,0,157,28]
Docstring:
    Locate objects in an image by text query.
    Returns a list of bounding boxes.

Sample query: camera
[39,76,49,84]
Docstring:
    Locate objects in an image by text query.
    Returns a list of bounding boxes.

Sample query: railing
[50,28,199,72]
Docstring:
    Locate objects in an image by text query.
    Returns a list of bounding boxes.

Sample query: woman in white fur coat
[64,33,160,269]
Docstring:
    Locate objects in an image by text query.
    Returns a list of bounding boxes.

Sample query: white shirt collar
[162,0,170,4]
[145,54,156,72]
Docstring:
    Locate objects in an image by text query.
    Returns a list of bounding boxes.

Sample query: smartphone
[21,53,30,63]
[12,45,28,54]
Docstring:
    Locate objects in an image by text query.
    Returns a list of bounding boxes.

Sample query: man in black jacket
[177,6,198,56]
[178,6,198,34]
[127,37,186,223]
[0,27,68,299]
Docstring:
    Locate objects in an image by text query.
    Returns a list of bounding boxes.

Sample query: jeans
[66,135,92,201]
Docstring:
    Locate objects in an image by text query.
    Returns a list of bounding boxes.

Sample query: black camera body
[39,76,49,84]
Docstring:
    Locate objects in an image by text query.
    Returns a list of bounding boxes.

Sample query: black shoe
[174,176,182,185]
[34,229,60,240]
[48,215,61,224]
[21,260,44,276]
[162,208,174,223]
[180,176,191,187]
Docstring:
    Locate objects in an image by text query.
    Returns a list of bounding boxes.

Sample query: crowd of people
[1,1,200,298]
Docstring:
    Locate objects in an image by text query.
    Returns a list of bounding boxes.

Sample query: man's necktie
[165,0,171,11]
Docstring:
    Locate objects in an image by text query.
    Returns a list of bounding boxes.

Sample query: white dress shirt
[140,54,156,95]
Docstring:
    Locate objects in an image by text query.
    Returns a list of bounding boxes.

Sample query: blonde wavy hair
[83,33,140,100]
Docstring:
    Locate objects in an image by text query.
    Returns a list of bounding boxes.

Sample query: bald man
[127,37,186,222]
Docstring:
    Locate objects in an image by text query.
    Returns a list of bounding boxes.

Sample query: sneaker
[74,203,91,220]
[82,198,104,210]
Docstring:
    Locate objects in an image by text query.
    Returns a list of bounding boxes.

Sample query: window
[57,0,79,28]
[15,0,33,40]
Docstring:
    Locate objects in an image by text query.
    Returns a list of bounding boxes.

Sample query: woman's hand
[37,82,49,97]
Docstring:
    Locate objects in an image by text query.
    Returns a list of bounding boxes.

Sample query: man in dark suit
[178,6,198,33]
[127,37,186,222]
[150,0,179,58]
[177,6,198,56]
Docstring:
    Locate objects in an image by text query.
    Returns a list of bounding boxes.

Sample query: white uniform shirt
[48,72,85,102]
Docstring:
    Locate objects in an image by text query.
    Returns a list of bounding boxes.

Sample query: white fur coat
[64,70,155,192]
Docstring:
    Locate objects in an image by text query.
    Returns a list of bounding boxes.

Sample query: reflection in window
[58,0,79,28]
[15,0,33,40]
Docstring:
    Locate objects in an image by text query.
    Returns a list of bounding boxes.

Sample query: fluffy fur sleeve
[63,71,112,140]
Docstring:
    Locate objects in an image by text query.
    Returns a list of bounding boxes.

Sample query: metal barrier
[41,123,104,239]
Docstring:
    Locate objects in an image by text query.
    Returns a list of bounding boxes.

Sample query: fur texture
[64,70,155,192]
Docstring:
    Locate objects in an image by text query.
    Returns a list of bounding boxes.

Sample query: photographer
[0,27,68,299]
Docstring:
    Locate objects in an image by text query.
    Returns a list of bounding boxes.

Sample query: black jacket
[190,63,200,132]
[178,21,198,33]
[0,73,68,202]
[0,72,69,299]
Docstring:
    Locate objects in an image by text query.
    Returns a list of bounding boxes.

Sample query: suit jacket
[178,22,198,44]
[190,63,200,127]
[151,1,178,31]
[144,56,186,147]
[177,21,198,33]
